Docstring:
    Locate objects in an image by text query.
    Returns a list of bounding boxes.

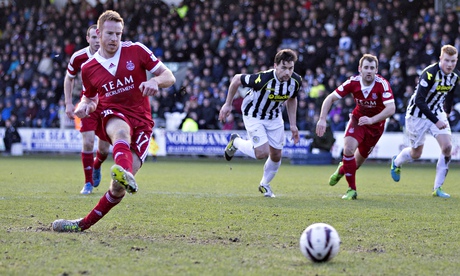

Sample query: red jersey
[81,41,162,126]
[67,46,93,98]
[334,74,394,120]
[67,46,92,78]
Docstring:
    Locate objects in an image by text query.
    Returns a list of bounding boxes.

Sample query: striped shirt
[407,62,460,123]
[240,69,301,120]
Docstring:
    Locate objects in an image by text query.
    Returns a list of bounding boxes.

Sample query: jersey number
[135,131,150,152]
[102,109,114,117]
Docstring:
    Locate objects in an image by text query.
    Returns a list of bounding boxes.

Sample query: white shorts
[242,115,285,150]
[405,112,451,148]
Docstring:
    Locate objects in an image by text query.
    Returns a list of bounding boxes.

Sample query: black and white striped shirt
[240,69,301,120]
[407,62,460,123]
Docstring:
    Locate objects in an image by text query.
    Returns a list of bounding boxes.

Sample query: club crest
[126,60,135,71]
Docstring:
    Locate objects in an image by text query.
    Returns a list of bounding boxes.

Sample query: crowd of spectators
[1,0,460,134]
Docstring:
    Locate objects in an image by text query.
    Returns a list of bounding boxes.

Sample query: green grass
[0,155,459,276]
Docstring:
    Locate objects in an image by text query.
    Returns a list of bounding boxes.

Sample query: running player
[390,45,460,198]
[316,54,395,200]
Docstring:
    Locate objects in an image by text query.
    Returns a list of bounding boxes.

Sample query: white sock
[234,137,256,159]
[394,147,413,167]
[434,154,450,190]
[260,157,281,185]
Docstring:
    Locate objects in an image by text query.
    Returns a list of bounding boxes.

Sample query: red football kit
[81,41,163,161]
[333,74,394,158]
[67,46,106,135]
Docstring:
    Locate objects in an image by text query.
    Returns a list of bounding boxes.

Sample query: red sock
[342,154,357,191]
[79,190,124,231]
[81,152,94,185]
[93,150,108,170]
[112,140,133,172]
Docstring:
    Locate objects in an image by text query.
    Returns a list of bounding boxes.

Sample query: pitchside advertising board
[162,130,311,156]
[1,128,460,160]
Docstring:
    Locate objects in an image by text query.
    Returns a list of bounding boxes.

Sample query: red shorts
[100,108,153,163]
[79,105,107,142]
[344,115,385,158]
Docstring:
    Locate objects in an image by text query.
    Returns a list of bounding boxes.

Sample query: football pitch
[1,155,459,275]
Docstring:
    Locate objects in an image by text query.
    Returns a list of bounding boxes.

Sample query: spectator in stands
[12,97,26,126]
[157,89,175,114]
[338,30,353,52]
[330,113,346,132]
[181,112,199,132]
[305,101,317,130]
[340,96,355,119]
[386,115,402,132]
[221,112,237,131]
[3,87,14,106]
[24,100,37,127]
[47,104,59,128]
[34,99,50,128]
[0,102,4,126]
[449,107,460,132]
[2,118,21,155]
[151,98,165,127]
[37,52,53,76]
[296,99,308,131]
[329,101,343,122]
[197,97,217,129]
[1,100,12,123]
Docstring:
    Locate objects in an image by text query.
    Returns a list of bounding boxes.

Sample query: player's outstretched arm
[219,74,242,122]
[316,93,339,137]
[63,74,76,119]
[286,98,299,143]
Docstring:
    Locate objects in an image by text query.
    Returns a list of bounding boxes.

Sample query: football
[299,223,341,262]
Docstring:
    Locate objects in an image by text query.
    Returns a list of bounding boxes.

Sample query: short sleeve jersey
[240,69,301,120]
[81,41,163,125]
[67,46,93,98]
[67,46,92,78]
[333,74,394,120]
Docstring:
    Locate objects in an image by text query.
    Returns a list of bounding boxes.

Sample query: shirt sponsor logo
[355,99,377,107]
[268,94,290,101]
[436,85,453,92]
[102,75,135,97]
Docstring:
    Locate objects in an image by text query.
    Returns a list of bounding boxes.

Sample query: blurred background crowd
[1,0,460,133]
